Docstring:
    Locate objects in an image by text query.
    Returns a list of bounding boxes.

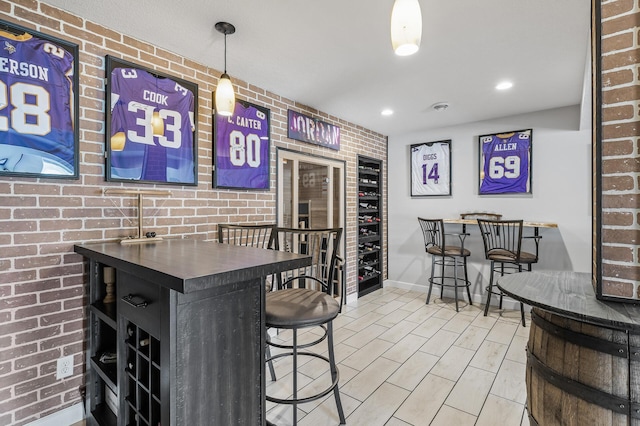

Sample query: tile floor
[266,286,531,426]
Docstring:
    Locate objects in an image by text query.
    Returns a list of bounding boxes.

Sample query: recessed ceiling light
[381,109,394,116]
[496,81,513,90]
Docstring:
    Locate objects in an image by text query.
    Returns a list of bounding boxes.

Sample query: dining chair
[266,227,345,425]
[417,218,472,312]
[476,219,541,326]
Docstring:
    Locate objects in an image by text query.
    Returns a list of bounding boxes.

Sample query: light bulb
[215,73,235,116]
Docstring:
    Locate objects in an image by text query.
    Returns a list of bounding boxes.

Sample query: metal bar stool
[265,227,345,425]
[418,218,472,312]
[477,219,541,326]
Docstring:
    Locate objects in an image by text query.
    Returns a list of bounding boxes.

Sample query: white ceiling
[39,0,591,138]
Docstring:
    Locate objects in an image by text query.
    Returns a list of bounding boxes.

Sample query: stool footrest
[266,351,340,405]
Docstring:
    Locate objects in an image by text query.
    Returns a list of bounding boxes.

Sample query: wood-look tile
[381,331,428,362]
[431,404,477,426]
[394,373,455,425]
[386,350,439,391]
[476,394,527,426]
[419,329,459,357]
[505,334,528,364]
[377,320,420,344]
[375,308,413,328]
[429,345,475,382]
[341,338,394,371]
[411,316,448,339]
[485,320,518,345]
[469,340,509,373]
[454,325,490,351]
[445,366,496,415]
[490,359,527,404]
[342,323,388,349]
[341,356,401,402]
[342,382,410,426]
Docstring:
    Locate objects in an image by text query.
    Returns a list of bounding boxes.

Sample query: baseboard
[383,279,526,312]
[25,403,84,426]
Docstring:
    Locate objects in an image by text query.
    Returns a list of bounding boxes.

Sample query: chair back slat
[218,224,276,249]
[417,218,445,251]
[477,219,524,261]
[274,227,343,304]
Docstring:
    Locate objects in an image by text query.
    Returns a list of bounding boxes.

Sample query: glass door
[277,150,344,230]
[277,149,346,298]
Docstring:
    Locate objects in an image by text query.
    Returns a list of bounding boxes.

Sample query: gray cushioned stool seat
[266,288,340,328]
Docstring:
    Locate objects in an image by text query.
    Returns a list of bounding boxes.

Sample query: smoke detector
[432,102,449,111]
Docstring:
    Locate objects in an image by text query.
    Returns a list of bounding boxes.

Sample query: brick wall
[0,0,387,424]
[599,0,640,298]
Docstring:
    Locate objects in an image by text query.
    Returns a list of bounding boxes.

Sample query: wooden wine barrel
[526,308,639,426]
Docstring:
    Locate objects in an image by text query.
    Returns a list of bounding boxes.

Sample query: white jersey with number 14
[411,142,450,196]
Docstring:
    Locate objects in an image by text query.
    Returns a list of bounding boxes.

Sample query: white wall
[387,105,592,300]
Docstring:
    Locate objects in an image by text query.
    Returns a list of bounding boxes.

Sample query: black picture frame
[0,20,80,179]
[478,129,533,195]
[213,98,271,190]
[105,55,198,186]
[410,140,452,196]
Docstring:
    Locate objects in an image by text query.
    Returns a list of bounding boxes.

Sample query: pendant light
[390,0,422,56]
[214,21,236,116]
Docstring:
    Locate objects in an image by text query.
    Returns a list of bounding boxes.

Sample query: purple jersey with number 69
[109,67,195,183]
[480,131,531,194]
[215,102,269,189]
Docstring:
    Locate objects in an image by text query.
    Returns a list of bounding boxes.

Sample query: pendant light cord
[223,34,227,74]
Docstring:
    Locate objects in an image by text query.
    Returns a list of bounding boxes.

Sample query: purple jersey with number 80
[480,131,531,194]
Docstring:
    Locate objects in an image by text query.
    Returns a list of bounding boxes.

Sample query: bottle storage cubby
[358,156,383,296]
[124,321,161,426]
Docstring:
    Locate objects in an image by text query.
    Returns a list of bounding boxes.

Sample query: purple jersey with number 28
[0,30,75,174]
[480,131,531,194]
[110,67,195,183]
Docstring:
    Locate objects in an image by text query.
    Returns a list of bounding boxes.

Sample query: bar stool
[477,219,541,326]
[265,227,345,425]
[418,218,472,312]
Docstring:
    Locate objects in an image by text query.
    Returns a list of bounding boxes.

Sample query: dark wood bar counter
[75,238,311,426]
[498,271,640,426]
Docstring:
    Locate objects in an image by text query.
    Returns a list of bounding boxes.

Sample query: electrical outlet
[56,355,74,380]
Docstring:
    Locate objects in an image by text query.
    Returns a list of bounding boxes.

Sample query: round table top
[497,271,640,331]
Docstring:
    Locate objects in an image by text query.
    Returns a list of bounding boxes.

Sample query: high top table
[497,271,640,425]
[444,218,558,236]
[75,238,311,426]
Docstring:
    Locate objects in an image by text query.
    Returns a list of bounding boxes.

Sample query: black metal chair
[477,219,541,326]
[417,218,472,312]
[217,223,278,381]
[266,227,345,425]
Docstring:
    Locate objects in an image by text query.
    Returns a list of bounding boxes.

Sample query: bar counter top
[75,238,311,294]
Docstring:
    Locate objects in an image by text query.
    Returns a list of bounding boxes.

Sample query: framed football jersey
[478,129,532,195]
[0,20,79,179]
[105,56,198,185]
[213,99,270,190]
[410,140,452,196]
